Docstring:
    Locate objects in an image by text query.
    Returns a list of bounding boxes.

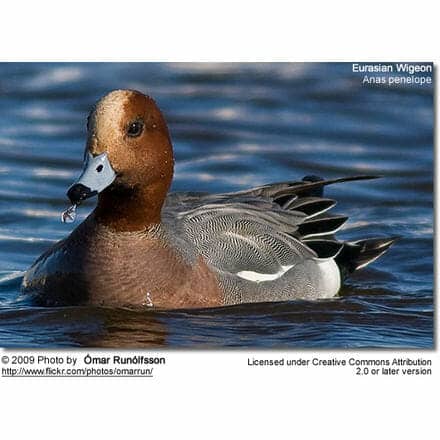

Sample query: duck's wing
[164,175,398,304]
[164,175,379,213]
[164,176,387,303]
[165,175,379,248]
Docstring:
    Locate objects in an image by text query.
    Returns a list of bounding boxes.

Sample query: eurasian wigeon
[21,89,396,308]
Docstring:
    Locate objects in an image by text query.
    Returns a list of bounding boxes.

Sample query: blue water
[0,62,433,348]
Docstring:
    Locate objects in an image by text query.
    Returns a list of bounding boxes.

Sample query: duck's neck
[94,181,168,232]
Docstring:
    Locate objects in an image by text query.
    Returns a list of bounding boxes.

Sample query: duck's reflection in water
[62,307,169,348]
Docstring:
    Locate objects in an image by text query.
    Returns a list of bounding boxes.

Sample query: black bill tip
[67,183,97,204]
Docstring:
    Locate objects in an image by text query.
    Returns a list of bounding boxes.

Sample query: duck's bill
[67,152,116,204]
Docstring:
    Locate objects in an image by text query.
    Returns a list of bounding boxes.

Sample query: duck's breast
[22,218,223,308]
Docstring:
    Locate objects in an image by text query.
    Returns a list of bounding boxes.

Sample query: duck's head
[67,89,174,230]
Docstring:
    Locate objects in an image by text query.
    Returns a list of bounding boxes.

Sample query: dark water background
[0,62,433,348]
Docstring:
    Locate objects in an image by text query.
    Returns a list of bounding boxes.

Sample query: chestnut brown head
[67,90,174,230]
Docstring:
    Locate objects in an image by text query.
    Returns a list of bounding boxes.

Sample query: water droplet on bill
[61,204,77,223]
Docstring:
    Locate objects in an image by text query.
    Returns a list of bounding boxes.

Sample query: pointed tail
[335,237,399,278]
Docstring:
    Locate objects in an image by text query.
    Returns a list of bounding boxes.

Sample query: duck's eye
[127,120,144,137]
[96,164,103,173]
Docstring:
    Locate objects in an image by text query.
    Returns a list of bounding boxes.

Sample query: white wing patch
[235,259,341,297]
[236,265,294,283]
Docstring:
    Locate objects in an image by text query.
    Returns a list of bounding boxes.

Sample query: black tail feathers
[297,215,348,238]
[335,237,399,278]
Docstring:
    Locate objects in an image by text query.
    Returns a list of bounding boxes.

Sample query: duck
[21,89,396,309]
